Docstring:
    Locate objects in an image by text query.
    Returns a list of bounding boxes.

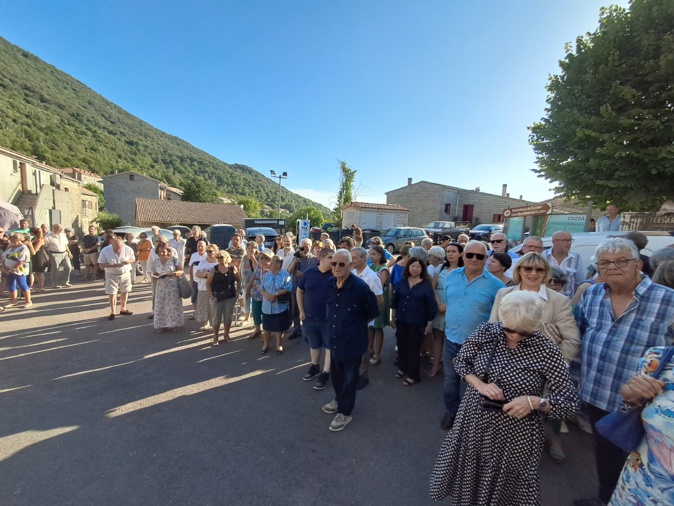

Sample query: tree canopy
[529,0,674,211]
[288,206,325,232]
[237,197,261,217]
[181,177,219,203]
[334,161,356,223]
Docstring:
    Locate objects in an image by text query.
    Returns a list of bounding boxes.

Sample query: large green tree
[237,197,261,217]
[181,177,219,203]
[288,206,325,232]
[529,0,674,211]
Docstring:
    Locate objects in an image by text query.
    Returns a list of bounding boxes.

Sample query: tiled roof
[342,202,410,212]
[135,198,247,227]
[81,188,98,197]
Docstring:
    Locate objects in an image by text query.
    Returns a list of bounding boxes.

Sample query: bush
[93,211,123,230]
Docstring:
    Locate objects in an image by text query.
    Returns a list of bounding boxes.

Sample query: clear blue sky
[0,0,629,208]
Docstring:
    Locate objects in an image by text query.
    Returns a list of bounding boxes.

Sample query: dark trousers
[330,356,361,416]
[585,403,628,503]
[290,289,301,332]
[396,321,424,382]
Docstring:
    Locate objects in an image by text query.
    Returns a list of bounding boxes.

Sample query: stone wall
[104,173,160,226]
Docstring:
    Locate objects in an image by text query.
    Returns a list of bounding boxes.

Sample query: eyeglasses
[502,327,533,338]
[464,252,486,260]
[490,239,505,244]
[547,278,564,286]
[523,245,544,251]
[331,261,347,267]
[521,266,546,274]
[206,249,216,252]
[216,257,226,261]
[597,258,636,269]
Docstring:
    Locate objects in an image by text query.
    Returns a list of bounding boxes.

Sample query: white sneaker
[329,413,352,432]
[322,399,338,414]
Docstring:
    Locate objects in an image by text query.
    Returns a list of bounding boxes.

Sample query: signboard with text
[543,214,587,236]
[503,203,551,218]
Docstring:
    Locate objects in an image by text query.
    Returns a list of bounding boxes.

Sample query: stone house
[58,167,103,188]
[0,145,99,232]
[341,202,409,231]
[103,171,183,226]
[386,179,537,227]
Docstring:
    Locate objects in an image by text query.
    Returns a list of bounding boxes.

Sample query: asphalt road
[0,278,599,505]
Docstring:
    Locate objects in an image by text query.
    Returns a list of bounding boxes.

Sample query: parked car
[469,224,503,242]
[246,227,278,249]
[112,226,172,243]
[205,224,238,251]
[366,227,428,253]
[510,231,674,271]
[424,221,470,242]
[167,225,191,238]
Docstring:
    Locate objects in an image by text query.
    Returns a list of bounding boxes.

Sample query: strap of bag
[481,335,499,382]
[652,347,674,379]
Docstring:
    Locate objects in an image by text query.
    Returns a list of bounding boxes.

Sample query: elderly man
[596,204,621,232]
[350,247,384,390]
[297,248,334,390]
[322,249,379,432]
[421,237,434,251]
[150,226,163,246]
[573,237,674,506]
[489,233,518,261]
[287,237,319,340]
[254,234,265,251]
[98,236,136,320]
[543,231,584,298]
[81,225,100,280]
[44,224,73,288]
[508,235,544,277]
[168,230,186,266]
[186,226,208,259]
[440,240,505,430]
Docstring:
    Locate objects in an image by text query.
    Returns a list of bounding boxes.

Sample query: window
[493,214,503,222]
[444,203,451,215]
[129,174,135,181]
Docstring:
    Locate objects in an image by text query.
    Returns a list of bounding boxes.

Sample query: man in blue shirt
[573,237,674,506]
[297,248,334,391]
[441,240,505,430]
[322,249,379,432]
[596,204,621,232]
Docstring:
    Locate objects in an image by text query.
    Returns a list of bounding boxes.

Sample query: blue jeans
[442,340,466,414]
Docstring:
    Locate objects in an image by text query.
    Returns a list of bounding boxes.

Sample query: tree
[84,183,105,210]
[93,211,123,230]
[529,0,674,211]
[334,160,357,226]
[181,177,219,203]
[288,207,325,233]
[237,197,261,217]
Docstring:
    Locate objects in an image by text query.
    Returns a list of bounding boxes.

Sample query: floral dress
[430,322,579,506]
[370,264,390,328]
[152,257,184,329]
[610,346,674,506]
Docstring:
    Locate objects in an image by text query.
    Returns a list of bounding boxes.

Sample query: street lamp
[270,170,288,219]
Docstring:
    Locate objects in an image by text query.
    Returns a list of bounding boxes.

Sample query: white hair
[334,248,352,263]
[409,246,428,262]
[498,291,543,333]
[351,247,368,259]
[428,246,446,261]
[421,237,434,247]
[595,237,639,262]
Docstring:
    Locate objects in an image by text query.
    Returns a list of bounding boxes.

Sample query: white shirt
[44,232,70,253]
[352,266,383,326]
[543,248,584,298]
[195,260,218,291]
[168,238,186,265]
[98,244,135,275]
[280,249,295,271]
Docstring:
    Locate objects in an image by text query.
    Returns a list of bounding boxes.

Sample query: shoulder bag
[595,347,674,452]
[480,335,506,411]
[176,259,193,299]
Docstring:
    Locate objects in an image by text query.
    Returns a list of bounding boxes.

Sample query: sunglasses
[464,252,486,260]
[331,261,347,267]
[547,278,564,286]
[490,239,505,244]
[521,266,546,274]
[216,257,226,261]
[502,327,533,338]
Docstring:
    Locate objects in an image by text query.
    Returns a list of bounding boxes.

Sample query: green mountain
[0,37,332,217]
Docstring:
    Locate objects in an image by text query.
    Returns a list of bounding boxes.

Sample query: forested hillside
[0,37,331,216]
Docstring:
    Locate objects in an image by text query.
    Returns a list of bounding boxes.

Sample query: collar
[601,274,650,298]
[515,283,548,301]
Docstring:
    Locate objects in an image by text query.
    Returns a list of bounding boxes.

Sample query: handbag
[178,274,193,299]
[595,347,674,452]
[272,277,290,303]
[479,337,505,411]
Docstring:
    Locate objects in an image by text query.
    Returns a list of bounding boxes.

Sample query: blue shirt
[596,215,621,232]
[575,277,674,411]
[296,266,334,320]
[391,278,437,326]
[443,267,505,345]
[326,273,380,361]
[261,270,293,314]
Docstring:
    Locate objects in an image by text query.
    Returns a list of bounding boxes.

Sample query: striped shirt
[575,277,674,411]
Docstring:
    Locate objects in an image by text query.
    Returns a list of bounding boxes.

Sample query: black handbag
[595,347,674,452]
[479,337,506,412]
[213,269,236,301]
[273,277,290,303]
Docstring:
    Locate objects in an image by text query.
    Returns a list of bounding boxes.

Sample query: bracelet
[526,396,534,411]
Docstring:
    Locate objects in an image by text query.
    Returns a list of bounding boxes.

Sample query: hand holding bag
[595,347,674,452]
[479,337,505,411]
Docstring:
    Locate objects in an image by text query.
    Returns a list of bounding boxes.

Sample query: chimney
[520,195,523,200]
[475,187,480,192]
[502,184,507,197]
[407,178,412,187]
[506,193,510,198]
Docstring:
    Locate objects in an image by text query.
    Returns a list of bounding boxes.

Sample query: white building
[341,202,409,231]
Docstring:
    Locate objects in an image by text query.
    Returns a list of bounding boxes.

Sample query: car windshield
[382,229,398,236]
[426,222,442,228]
[473,225,491,231]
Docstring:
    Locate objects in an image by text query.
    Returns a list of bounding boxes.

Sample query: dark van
[205,224,237,251]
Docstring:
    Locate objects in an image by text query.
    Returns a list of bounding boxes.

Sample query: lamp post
[270,170,288,219]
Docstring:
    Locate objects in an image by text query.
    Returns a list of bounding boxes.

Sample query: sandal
[403,378,417,386]
[395,370,405,378]
[212,340,219,346]
[369,354,381,366]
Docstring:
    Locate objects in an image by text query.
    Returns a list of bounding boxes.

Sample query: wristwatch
[539,398,548,410]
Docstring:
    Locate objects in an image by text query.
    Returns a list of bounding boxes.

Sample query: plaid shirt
[575,277,674,411]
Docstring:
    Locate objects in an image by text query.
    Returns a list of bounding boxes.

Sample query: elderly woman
[652,259,674,288]
[248,249,273,338]
[151,242,184,333]
[429,242,464,377]
[2,232,33,308]
[206,250,240,345]
[239,241,258,326]
[368,245,390,365]
[194,244,219,331]
[487,252,513,286]
[430,291,579,505]
[427,246,445,278]
[489,252,580,463]
[391,256,437,385]
[259,255,293,355]
[547,266,567,293]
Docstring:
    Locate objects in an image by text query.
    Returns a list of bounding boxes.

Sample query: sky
[0,0,630,209]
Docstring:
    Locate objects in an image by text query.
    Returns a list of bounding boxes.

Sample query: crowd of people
[3,216,674,505]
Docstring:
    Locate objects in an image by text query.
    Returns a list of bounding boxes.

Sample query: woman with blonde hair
[207,250,240,345]
[194,244,219,332]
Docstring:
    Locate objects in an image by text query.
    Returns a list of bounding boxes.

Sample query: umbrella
[0,201,24,230]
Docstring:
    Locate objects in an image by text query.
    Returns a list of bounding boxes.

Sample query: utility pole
[270,170,288,219]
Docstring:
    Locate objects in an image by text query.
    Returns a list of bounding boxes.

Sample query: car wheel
[386,244,395,253]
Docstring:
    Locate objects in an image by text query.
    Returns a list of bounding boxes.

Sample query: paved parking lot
[1,280,599,505]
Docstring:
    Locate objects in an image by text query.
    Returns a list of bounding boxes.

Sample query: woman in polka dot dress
[430,291,579,505]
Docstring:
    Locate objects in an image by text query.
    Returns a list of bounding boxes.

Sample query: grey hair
[550,266,567,286]
[498,291,543,333]
[464,240,488,254]
[421,237,434,247]
[271,255,284,265]
[409,246,428,262]
[594,237,639,262]
[523,235,543,245]
[428,246,446,261]
[300,237,313,248]
[652,260,674,289]
[333,248,352,263]
[351,247,368,259]
[255,234,265,241]
[649,247,674,271]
